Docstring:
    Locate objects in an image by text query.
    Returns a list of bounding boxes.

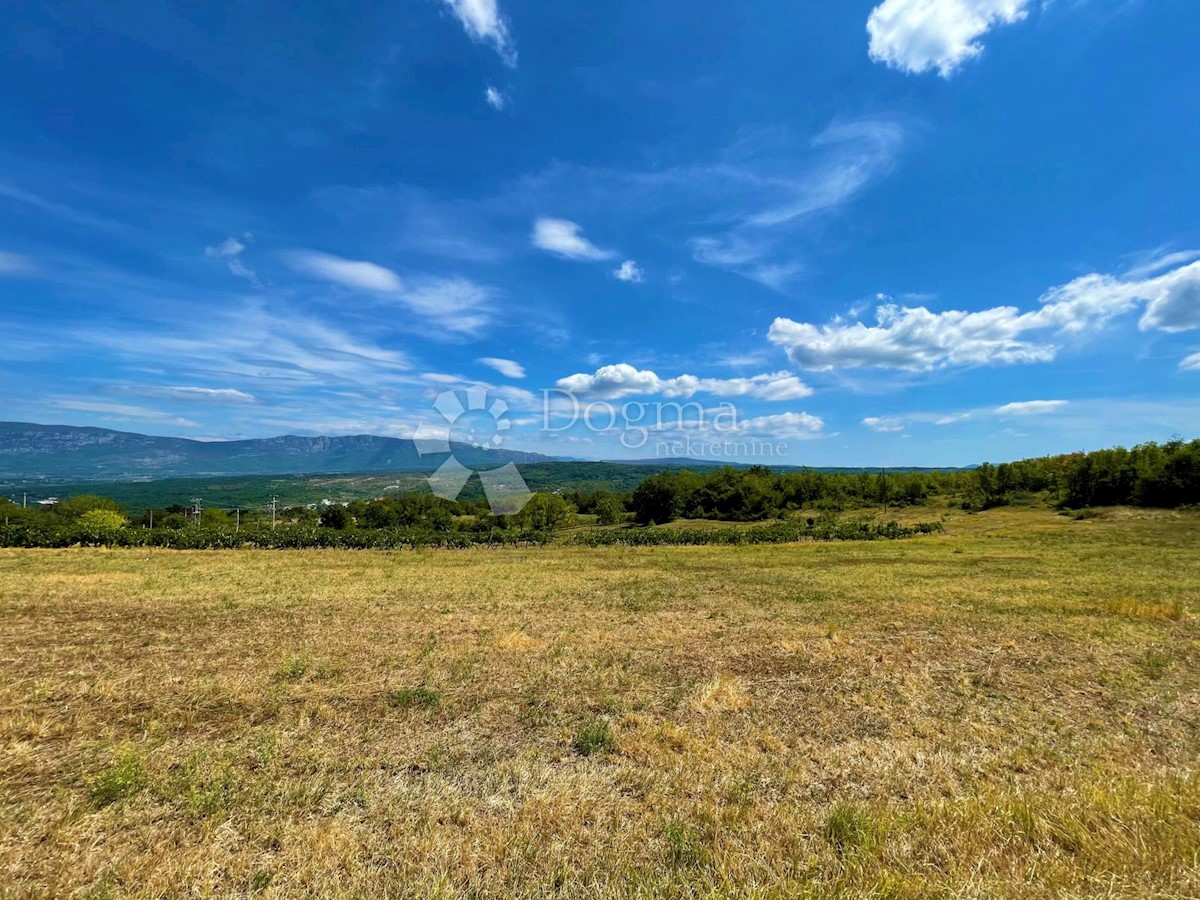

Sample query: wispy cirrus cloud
[478,357,526,379]
[115,385,259,405]
[0,250,33,275]
[286,250,495,336]
[49,399,201,428]
[867,0,1032,77]
[288,250,403,292]
[995,400,1067,416]
[311,116,905,291]
[440,0,516,66]
[861,400,1068,433]
[205,234,259,284]
[531,218,615,262]
[485,86,508,110]
[75,304,414,391]
[769,256,1200,372]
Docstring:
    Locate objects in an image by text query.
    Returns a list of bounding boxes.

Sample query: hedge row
[0,524,553,550]
[568,519,945,547]
[0,519,943,551]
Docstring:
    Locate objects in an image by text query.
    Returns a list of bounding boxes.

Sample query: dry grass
[1,506,1199,898]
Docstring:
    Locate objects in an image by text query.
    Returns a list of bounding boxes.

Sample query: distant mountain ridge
[0,422,559,480]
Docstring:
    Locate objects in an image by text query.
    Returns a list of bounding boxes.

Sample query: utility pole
[236,508,240,531]
[22,492,27,509]
[149,509,153,530]
[191,497,203,525]
[269,496,278,530]
[881,468,888,515]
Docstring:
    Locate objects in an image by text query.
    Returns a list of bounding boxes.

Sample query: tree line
[2,440,1197,538]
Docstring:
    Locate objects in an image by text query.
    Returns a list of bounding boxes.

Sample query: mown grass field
[1,506,1198,898]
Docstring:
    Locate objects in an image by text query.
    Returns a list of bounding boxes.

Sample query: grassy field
[1,507,1198,898]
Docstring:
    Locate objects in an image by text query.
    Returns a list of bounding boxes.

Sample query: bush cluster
[568,518,943,547]
[0,524,553,550]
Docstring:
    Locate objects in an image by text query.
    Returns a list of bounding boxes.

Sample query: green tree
[511,493,574,532]
[321,505,350,529]
[631,473,680,525]
[594,495,626,526]
[53,494,125,522]
[77,509,128,531]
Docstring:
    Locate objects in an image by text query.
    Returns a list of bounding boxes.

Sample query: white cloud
[50,399,201,427]
[613,260,644,283]
[289,250,403,292]
[732,411,825,440]
[769,258,1200,372]
[77,306,414,391]
[1181,352,1200,372]
[120,385,258,404]
[995,400,1068,416]
[555,364,812,401]
[287,251,494,335]
[485,86,507,110]
[531,218,615,262]
[863,416,906,432]
[867,0,1032,77]
[1137,261,1200,332]
[206,237,245,258]
[205,234,258,283]
[0,250,33,275]
[441,0,516,66]
[399,278,494,336]
[857,402,1061,433]
[478,357,526,379]
[747,262,805,292]
[935,412,972,425]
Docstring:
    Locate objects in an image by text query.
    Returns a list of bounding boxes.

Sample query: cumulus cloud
[485,86,507,110]
[613,260,644,283]
[995,400,1067,416]
[441,0,516,66]
[732,411,826,440]
[867,0,1031,77]
[531,218,615,261]
[769,258,1200,372]
[1181,352,1200,372]
[478,357,526,379]
[863,416,906,432]
[556,364,812,402]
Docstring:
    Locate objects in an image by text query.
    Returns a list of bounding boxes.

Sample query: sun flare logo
[413,387,532,515]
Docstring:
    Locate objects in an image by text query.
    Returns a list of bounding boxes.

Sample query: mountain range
[0,422,559,481]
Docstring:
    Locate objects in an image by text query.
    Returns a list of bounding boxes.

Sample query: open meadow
[1,506,1199,898]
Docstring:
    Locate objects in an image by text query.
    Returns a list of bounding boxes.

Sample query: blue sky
[1,0,1198,466]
